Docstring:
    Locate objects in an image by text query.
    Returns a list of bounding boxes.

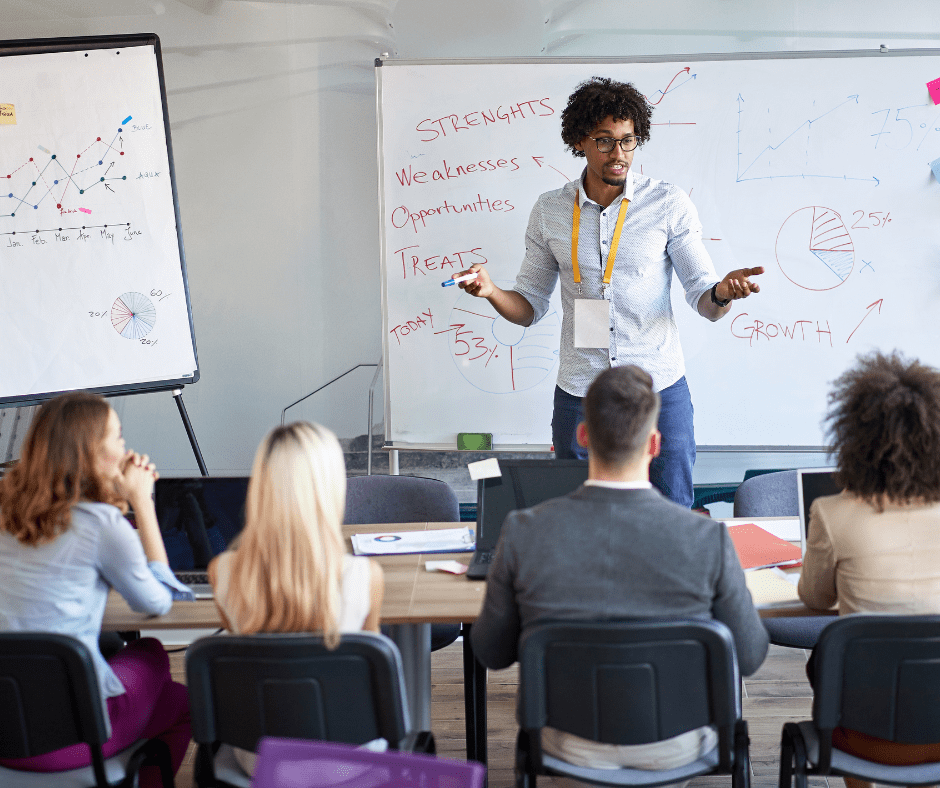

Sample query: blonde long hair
[224,422,347,646]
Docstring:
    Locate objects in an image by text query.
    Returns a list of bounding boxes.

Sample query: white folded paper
[425,560,469,574]
[351,527,475,556]
[468,457,501,480]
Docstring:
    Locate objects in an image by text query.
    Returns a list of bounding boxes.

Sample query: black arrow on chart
[846,298,883,343]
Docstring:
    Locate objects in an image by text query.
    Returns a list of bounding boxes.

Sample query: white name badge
[573,298,611,349]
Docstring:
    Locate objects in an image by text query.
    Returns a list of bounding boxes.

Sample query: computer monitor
[154,476,250,572]
[796,467,842,554]
[475,459,589,553]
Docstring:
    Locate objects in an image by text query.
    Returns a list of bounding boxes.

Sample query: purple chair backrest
[251,737,486,788]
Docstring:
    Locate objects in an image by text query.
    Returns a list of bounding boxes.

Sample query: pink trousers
[0,637,191,787]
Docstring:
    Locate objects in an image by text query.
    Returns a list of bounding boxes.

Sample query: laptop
[796,467,842,556]
[154,476,250,598]
[466,459,589,580]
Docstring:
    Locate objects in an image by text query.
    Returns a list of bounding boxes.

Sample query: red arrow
[846,298,883,343]
[648,67,691,105]
[532,156,570,182]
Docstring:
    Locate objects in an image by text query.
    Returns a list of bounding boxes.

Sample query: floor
[168,641,832,788]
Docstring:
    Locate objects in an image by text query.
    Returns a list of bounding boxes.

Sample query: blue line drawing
[646,68,697,105]
[736,94,879,186]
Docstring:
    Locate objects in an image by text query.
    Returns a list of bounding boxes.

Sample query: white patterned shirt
[513,168,721,395]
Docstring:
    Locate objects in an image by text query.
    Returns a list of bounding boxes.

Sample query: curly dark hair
[826,351,940,511]
[561,77,653,157]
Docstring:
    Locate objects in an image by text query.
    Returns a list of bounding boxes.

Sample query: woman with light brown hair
[208,421,384,773]
[0,392,192,785]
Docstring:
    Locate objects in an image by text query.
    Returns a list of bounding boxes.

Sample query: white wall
[2,0,937,480]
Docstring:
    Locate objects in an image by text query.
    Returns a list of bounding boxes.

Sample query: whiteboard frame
[376,47,940,451]
[0,33,200,408]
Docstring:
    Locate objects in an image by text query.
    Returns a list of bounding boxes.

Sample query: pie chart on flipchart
[775,206,855,291]
[111,292,156,339]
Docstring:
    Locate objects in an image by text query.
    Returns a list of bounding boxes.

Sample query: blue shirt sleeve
[95,510,184,614]
[513,199,559,326]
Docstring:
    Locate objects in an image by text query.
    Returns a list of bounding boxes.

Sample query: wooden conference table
[102,517,828,766]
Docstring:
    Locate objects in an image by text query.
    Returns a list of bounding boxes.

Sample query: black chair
[0,632,174,788]
[515,619,750,788]
[186,631,435,788]
[733,469,831,649]
[780,614,940,788]
[346,474,461,651]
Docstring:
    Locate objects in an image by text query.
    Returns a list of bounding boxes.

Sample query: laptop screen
[796,467,841,554]
[475,459,589,551]
[155,476,250,571]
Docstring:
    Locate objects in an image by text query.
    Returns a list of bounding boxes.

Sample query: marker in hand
[442,272,479,288]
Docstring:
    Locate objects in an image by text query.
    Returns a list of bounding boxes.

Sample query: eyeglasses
[588,135,639,153]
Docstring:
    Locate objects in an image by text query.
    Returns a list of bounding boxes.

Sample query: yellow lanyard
[571,192,630,291]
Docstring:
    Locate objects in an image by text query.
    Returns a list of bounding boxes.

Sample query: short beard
[602,172,627,187]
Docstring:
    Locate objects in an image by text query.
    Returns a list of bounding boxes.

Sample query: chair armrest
[399,730,436,754]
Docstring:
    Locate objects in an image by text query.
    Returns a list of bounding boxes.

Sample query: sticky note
[928,77,940,106]
[468,457,501,480]
[0,103,15,125]
[932,157,940,183]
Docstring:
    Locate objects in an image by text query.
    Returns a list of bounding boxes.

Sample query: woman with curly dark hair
[799,351,940,777]
[452,75,765,510]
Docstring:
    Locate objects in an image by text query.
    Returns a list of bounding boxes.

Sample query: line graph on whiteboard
[736,95,879,185]
[434,282,559,394]
[2,119,131,226]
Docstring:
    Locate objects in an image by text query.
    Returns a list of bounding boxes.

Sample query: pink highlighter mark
[928,77,940,106]
[79,207,91,214]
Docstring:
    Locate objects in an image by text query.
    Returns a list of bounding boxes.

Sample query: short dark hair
[826,351,940,510]
[561,77,653,157]
[582,366,661,467]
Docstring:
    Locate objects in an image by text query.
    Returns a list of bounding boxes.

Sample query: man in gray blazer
[471,364,768,779]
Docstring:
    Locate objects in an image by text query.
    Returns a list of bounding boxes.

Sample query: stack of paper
[351,527,474,556]
[726,522,802,571]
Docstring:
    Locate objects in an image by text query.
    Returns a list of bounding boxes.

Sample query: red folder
[727,522,802,570]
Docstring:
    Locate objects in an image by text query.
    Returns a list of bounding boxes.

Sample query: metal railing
[280,358,384,475]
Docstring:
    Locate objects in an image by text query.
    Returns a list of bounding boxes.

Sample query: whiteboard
[377,50,940,449]
[0,35,199,407]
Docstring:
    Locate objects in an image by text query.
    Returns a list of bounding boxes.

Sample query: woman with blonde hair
[209,421,384,774]
[0,392,192,785]
[210,421,383,640]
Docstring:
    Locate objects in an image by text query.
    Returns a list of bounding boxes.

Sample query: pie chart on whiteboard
[111,292,156,339]
[775,206,855,291]
[441,281,560,395]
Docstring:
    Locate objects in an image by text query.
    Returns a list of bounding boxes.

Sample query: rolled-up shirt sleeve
[96,511,177,614]
[666,189,721,316]
[513,200,559,326]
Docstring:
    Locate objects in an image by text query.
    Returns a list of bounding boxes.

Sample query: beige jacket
[798,492,940,615]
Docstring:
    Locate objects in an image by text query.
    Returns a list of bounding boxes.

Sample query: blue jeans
[551,377,696,508]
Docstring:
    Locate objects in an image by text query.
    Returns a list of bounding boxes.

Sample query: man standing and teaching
[455,77,764,508]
